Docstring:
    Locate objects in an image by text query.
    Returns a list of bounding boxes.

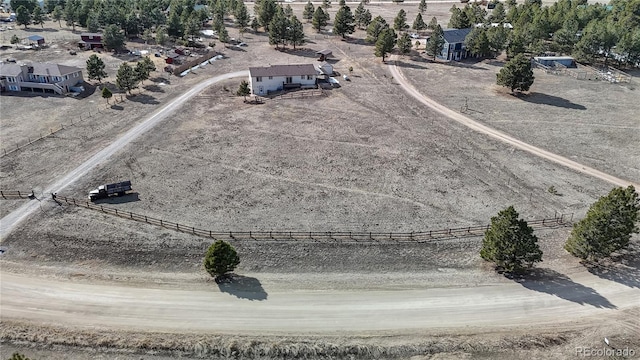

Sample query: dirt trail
[388,59,639,189]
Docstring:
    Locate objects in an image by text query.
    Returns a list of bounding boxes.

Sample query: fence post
[410,232,413,241]
[209,230,212,237]
[130,212,133,219]
[1,191,4,199]
[230,231,233,239]
[192,227,195,234]
[101,206,103,211]
[176,223,179,230]
[73,199,76,205]
[145,216,147,222]
[160,219,163,226]
[115,209,118,215]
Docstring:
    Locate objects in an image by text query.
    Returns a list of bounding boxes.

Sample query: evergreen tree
[258,0,278,31]
[426,24,445,60]
[496,53,534,93]
[574,20,617,66]
[322,0,331,10]
[16,5,31,28]
[412,13,427,31]
[427,16,438,30]
[393,9,408,32]
[289,15,305,49]
[489,2,506,23]
[480,206,543,273]
[339,0,345,6]
[10,34,20,47]
[167,9,184,38]
[103,24,125,51]
[418,0,427,14]
[448,5,470,29]
[218,26,230,43]
[303,1,315,23]
[52,5,63,27]
[284,4,293,18]
[354,2,366,29]
[366,15,388,43]
[374,28,396,62]
[487,25,508,56]
[203,240,240,279]
[102,86,113,104]
[251,17,260,32]
[465,27,491,58]
[397,32,412,55]
[156,26,168,46]
[8,353,31,360]
[565,186,639,261]
[507,31,526,58]
[333,5,355,39]
[116,62,139,95]
[32,6,44,28]
[617,29,640,68]
[86,54,107,83]
[86,11,101,33]
[312,7,328,32]
[236,2,250,30]
[236,80,250,100]
[269,8,289,48]
[64,0,78,30]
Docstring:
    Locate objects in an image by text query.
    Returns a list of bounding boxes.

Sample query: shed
[316,49,332,61]
[534,56,576,68]
[27,34,45,45]
[165,51,180,64]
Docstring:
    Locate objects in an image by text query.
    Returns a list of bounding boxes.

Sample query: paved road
[388,60,639,189]
[1,271,638,333]
[0,71,248,241]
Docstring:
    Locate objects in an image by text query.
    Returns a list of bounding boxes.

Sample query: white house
[249,64,317,96]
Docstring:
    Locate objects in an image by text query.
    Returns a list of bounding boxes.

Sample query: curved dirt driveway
[388,59,639,189]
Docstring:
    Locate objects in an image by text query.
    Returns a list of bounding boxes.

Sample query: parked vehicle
[89,181,132,201]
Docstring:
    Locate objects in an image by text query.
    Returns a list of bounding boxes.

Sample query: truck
[88,181,132,201]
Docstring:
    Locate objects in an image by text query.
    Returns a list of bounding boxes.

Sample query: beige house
[0,62,84,95]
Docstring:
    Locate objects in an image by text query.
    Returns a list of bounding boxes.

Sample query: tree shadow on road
[584,247,640,289]
[394,60,428,70]
[520,92,587,110]
[512,268,617,309]
[217,274,268,301]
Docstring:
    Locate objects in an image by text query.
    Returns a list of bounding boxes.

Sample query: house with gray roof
[0,62,83,95]
[249,64,317,96]
[438,28,473,61]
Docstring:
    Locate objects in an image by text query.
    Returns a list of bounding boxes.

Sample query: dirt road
[0,71,248,241]
[388,60,639,189]
[1,270,638,334]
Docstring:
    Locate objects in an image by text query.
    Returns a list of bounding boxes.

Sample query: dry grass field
[1,1,639,359]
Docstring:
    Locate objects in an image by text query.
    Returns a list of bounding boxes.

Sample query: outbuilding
[27,35,45,46]
[316,49,332,62]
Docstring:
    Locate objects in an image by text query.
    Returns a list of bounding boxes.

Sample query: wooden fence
[0,190,34,199]
[270,89,325,100]
[46,195,571,243]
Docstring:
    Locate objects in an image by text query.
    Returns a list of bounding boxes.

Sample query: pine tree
[565,186,639,262]
[448,5,470,29]
[32,6,44,28]
[397,32,412,55]
[393,9,408,32]
[496,53,534,93]
[289,15,305,49]
[303,1,315,23]
[236,3,250,31]
[418,0,427,14]
[64,0,78,31]
[354,2,366,29]
[374,28,396,62]
[427,16,438,30]
[426,24,445,60]
[480,206,543,273]
[102,86,113,104]
[366,15,388,43]
[284,4,293,18]
[218,26,230,43]
[52,5,63,27]
[412,13,427,31]
[10,34,20,47]
[167,9,183,38]
[312,7,328,33]
[251,18,260,32]
[203,240,240,280]
[103,24,125,51]
[333,5,355,39]
[322,0,331,10]
[86,54,107,83]
[156,26,168,46]
[465,27,491,58]
[269,9,289,48]
[16,5,31,29]
[258,0,278,31]
[237,80,250,100]
[116,62,139,95]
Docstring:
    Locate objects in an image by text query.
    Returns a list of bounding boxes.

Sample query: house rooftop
[316,49,332,56]
[27,35,44,41]
[249,64,316,77]
[442,28,472,44]
[0,62,22,77]
[30,63,81,76]
[81,32,102,37]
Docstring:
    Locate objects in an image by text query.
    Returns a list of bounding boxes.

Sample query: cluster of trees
[266,6,305,49]
[113,57,157,95]
[455,0,640,67]
[13,0,45,28]
[481,186,639,273]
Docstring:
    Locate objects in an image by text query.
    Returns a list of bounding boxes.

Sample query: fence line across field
[46,195,571,243]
